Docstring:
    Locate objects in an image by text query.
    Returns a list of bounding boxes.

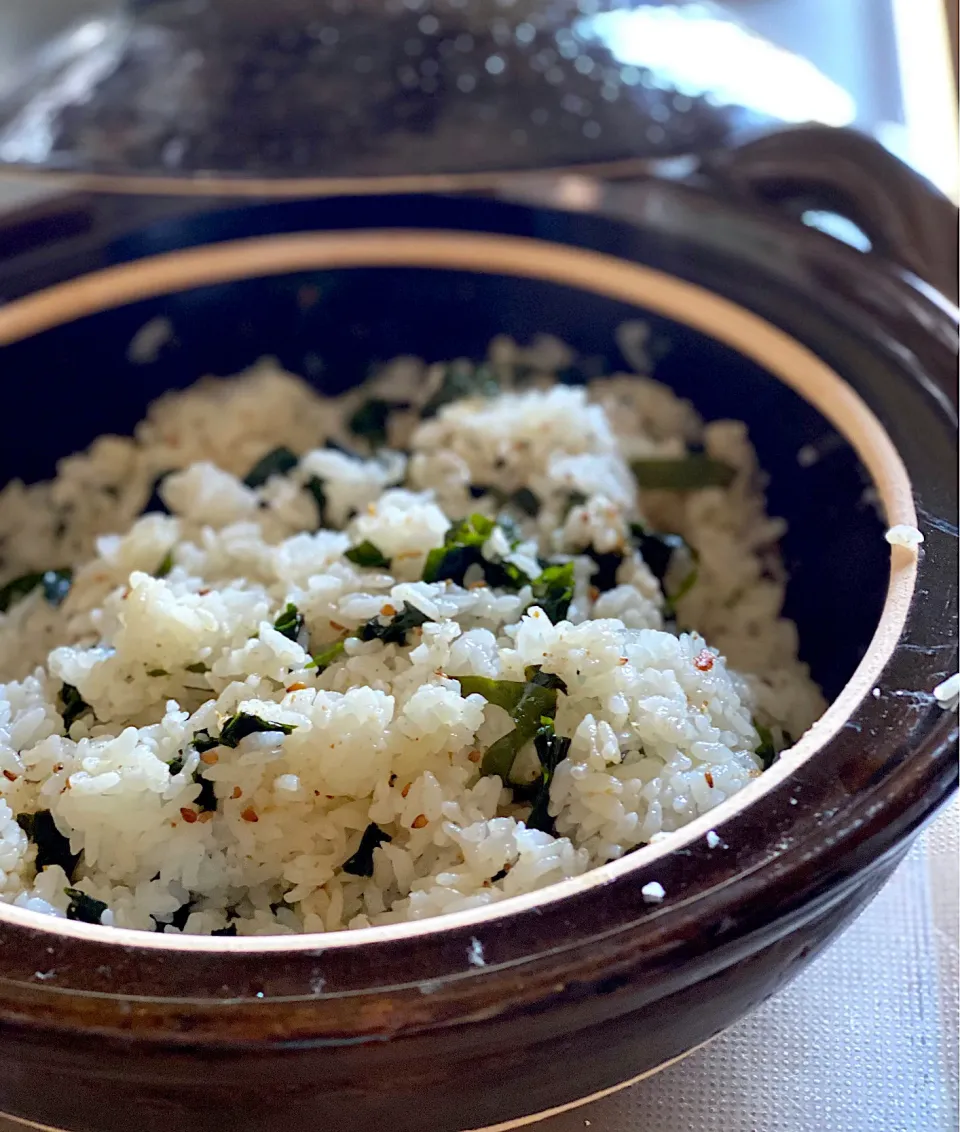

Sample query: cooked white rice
[0,338,824,936]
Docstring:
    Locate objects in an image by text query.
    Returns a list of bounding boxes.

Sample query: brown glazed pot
[0,158,953,1131]
[0,8,956,1128]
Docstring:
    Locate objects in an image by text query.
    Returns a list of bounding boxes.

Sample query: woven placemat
[539,801,959,1132]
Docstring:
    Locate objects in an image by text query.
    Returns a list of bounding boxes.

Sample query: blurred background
[0,0,956,204]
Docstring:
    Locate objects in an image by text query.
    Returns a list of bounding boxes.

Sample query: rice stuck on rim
[0,334,825,936]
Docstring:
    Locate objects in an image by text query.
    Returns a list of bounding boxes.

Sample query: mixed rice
[0,335,824,935]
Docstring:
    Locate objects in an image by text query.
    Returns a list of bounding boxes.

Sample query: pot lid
[0,0,856,185]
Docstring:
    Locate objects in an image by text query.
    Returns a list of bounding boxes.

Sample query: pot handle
[703,124,959,302]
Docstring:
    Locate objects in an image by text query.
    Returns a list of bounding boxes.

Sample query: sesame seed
[200,750,219,765]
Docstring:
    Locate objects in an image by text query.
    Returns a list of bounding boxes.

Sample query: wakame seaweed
[631,455,736,491]
[524,722,572,835]
[192,729,219,754]
[755,723,778,771]
[531,562,575,623]
[64,888,108,924]
[422,513,530,590]
[273,602,305,643]
[307,636,347,672]
[348,398,407,448]
[359,602,433,646]
[342,823,392,877]
[154,550,175,579]
[0,568,73,613]
[218,713,296,749]
[59,683,91,731]
[305,476,329,528]
[16,810,80,879]
[243,446,299,488]
[420,360,500,419]
[459,668,568,780]
[344,540,391,568]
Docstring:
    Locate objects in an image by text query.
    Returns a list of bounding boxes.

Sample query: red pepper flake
[198,588,211,596]
[329,621,346,631]
[180,807,198,824]
[588,586,600,601]
[380,603,397,617]
[199,750,219,765]
[286,682,308,692]
[241,807,259,823]
[401,783,411,798]
[467,750,482,764]
[704,771,714,789]
[2,769,17,781]
[693,649,715,672]
[411,814,428,829]
[231,786,243,799]
[198,810,215,823]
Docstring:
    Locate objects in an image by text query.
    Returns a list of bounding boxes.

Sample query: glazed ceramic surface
[0,180,954,1132]
[0,0,840,179]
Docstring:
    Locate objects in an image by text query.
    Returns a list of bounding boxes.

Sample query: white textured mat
[539,801,959,1132]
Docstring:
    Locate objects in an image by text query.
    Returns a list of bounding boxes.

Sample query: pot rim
[0,220,953,1031]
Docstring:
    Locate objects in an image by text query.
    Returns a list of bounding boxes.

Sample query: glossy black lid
[0,0,854,182]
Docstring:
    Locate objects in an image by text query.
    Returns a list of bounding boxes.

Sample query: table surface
[530,801,959,1132]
